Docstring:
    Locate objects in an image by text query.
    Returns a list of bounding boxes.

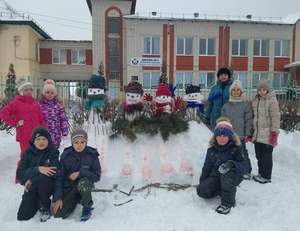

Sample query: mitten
[174,96,184,110]
[144,93,153,102]
[269,131,278,146]
[218,161,235,175]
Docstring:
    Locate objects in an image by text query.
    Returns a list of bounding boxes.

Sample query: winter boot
[80,206,94,222]
[39,207,51,222]
[243,173,251,180]
[253,175,271,184]
[215,204,231,215]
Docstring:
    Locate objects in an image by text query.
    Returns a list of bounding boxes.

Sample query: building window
[177,37,193,55]
[35,43,40,62]
[275,40,290,57]
[108,17,120,34]
[144,37,160,55]
[72,49,86,65]
[199,72,215,89]
[252,73,268,89]
[175,72,193,89]
[232,39,248,56]
[131,76,139,81]
[199,38,215,55]
[108,38,120,80]
[253,40,269,56]
[273,72,288,89]
[143,72,160,89]
[52,48,67,64]
[233,72,248,89]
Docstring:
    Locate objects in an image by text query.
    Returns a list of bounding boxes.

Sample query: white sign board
[130,57,161,66]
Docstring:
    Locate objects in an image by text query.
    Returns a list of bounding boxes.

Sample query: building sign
[130,57,161,66]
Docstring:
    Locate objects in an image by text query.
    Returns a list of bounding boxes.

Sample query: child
[0,78,45,181]
[17,126,59,222]
[251,80,280,184]
[196,117,247,215]
[53,128,101,221]
[221,80,253,179]
[39,79,69,149]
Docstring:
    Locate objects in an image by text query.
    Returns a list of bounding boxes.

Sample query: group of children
[201,68,280,214]
[0,78,101,222]
[0,74,280,219]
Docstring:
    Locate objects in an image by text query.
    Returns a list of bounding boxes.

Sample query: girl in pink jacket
[0,79,45,181]
[39,79,68,149]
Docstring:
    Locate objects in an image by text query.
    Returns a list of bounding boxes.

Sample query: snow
[0,123,300,231]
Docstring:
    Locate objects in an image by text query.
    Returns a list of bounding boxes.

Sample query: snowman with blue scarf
[183,85,204,120]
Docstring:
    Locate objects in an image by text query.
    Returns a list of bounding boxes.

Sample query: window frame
[143,72,161,89]
[176,37,193,55]
[253,39,269,57]
[274,40,290,57]
[143,36,160,55]
[52,48,67,64]
[198,72,216,89]
[232,39,248,56]
[199,38,216,55]
[72,48,86,65]
[273,72,289,89]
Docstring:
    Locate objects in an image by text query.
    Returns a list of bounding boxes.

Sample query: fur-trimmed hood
[208,132,241,147]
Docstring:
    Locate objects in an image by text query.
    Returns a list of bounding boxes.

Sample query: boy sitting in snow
[17,126,59,222]
[53,128,101,221]
[196,117,247,214]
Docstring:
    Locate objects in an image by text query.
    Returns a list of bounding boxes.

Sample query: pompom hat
[124,81,144,95]
[156,84,172,97]
[71,128,88,143]
[42,79,57,96]
[16,78,33,94]
[257,80,270,92]
[214,120,234,139]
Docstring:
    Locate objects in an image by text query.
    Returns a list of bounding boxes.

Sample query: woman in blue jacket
[196,117,247,215]
[205,67,233,129]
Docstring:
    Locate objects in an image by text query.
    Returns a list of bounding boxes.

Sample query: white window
[144,37,160,55]
[143,72,160,89]
[199,38,216,55]
[232,39,248,56]
[275,40,290,57]
[176,72,193,89]
[177,37,193,55]
[199,72,215,89]
[233,72,248,89]
[273,72,288,89]
[72,48,86,65]
[52,48,67,64]
[253,40,269,56]
[252,73,268,89]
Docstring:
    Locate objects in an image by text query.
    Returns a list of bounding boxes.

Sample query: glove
[269,131,278,146]
[244,136,252,143]
[144,93,153,102]
[218,161,235,175]
[174,96,184,110]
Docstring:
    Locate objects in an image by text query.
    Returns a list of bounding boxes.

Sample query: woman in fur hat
[39,79,69,149]
[221,80,253,179]
[196,117,247,215]
[205,67,233,129]
[0,78,45,182]
[251,80,280,184]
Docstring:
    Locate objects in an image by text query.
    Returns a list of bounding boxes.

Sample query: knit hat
[156,84,171,97]
[185,85,201,94]
[217,67,232,79]
[71,128,88,143]
[42,79,57,96]
[214,118,234,139]
[257,80,270,92]
[31,126,52,143]
[124,81,144,95]
[16,78,33,94]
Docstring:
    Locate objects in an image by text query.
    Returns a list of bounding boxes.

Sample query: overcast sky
[2,0,300,40]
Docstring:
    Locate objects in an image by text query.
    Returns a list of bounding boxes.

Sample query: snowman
[155,83,173,114]
[183,85,204,120]
[123,81,144,120]
[87,73,106,110]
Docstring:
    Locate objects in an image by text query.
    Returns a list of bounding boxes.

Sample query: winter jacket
[200,134,247,182]
[205,79,233,129]
[53,146,101,201]
[252,91,280,145]
[17,142,59,187]
[222,101,253,137]
[0,95,45,143]
[39,99,68,148]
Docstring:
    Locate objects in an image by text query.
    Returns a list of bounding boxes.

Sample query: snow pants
[254,142,273,180]
[196,171,243,207]
[54,177,93,219]
[17,175,54,220]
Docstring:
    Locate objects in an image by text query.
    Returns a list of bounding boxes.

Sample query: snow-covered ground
[0,122,299,231]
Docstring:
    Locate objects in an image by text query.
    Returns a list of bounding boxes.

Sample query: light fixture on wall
[194,12,199,18]
[151,11,157,16]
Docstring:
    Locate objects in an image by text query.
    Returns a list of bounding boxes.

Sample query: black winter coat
[200,139,247,182]
[17,143,59,186]
[53,146,101,201]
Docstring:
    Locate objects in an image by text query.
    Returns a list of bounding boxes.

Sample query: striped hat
[16,78,33,94]
[71,128,88,143]
[214,120,234,139]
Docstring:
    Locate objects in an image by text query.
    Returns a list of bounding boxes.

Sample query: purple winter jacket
[39,98,69,148]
